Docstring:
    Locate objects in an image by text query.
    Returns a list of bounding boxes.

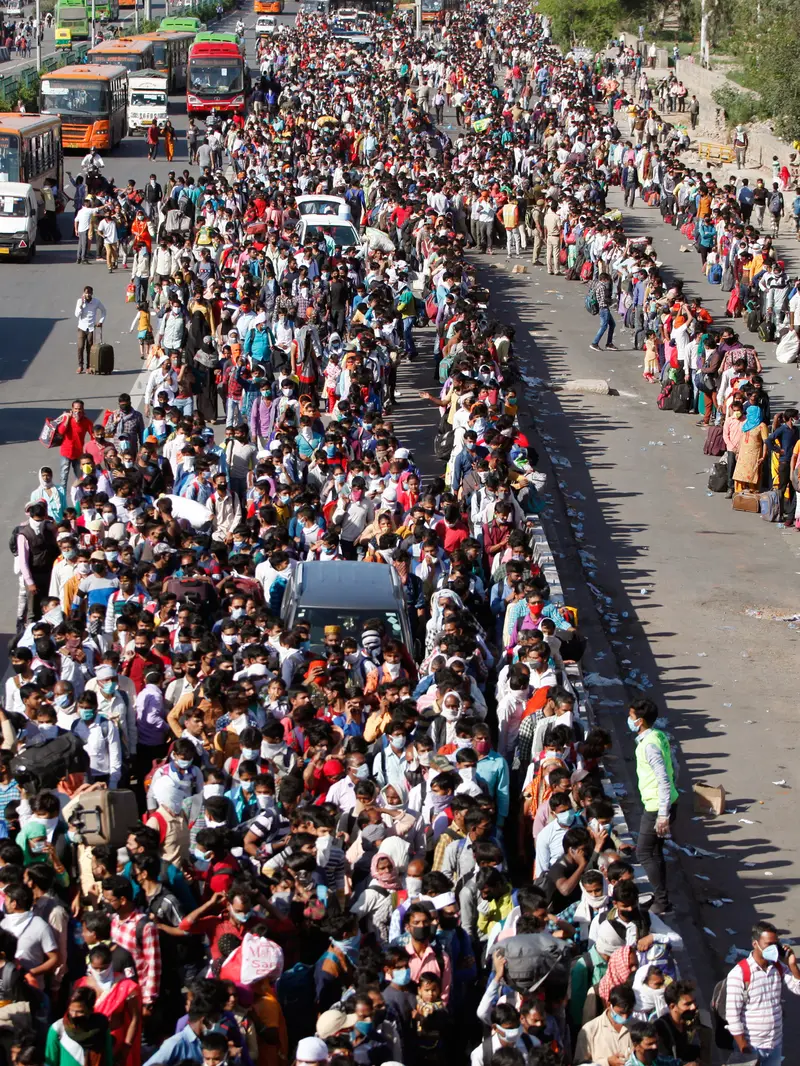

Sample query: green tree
[537,0,623,49]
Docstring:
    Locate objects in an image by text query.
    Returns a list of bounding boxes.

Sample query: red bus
[186,40,247,116]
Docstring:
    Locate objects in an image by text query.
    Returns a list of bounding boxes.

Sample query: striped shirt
[725,953,800,1047]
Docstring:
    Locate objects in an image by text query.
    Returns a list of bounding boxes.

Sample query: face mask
[627,717,640,734]
[174,758,192,771]
[392,967,411,986]
[29,519,43,534]
[91,965,115,986]
[30,840,47,854]
[353,1021,373,1038]
[79,708,96,722]
[556,809,576,827]
[352,763,370,780]
[229,907,253,924]
[101,681,117,696]
[77,563,91,576]
[55,694,72,709]
[762,944,780,963]
[418,752,432,767]
[610,1011,628,1026]
[442,703,461,722]
[497,1027,520,1043]
[389,734,406,750]
[63,549,77,561]
[459,766,477,782]
[240,779,254,792]
[203,784,224,799]
[38,725,59,741]
[256,794,275,810]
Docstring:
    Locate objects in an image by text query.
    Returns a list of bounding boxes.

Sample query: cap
[315,1009,356,1040]
[154,543,175,556]
[295,1037,329,1063]
[393,448,410,460]
[90,550,106,562]
[95,665,116,681]
[571,769,590,784]
[324,625,341,636]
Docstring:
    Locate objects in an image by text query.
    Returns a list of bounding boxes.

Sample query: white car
[296,213,362,252]
[296,194,349,218]
[256,14,276,34]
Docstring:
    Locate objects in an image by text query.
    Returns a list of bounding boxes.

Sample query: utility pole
[91,0,96,47]
[145,0,151,25]
[414,0,420,39]
[35,0,41,69]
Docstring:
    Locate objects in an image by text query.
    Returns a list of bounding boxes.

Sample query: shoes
[725,489,734,499]
[589,343,601,352]
[606,343,618,351]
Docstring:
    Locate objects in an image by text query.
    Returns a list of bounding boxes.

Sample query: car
[295,193,349,218]
[281,561,415,653]
[0,182,39,261]
[296,213,362,252]
[256,14,276,35]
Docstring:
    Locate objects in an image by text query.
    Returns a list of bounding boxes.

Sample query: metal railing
[0,43,88,105]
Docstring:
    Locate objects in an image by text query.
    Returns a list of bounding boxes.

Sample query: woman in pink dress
[75,944,142,1066]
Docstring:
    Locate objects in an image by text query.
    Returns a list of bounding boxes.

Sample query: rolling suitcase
[732,490,759,513]
[89,327,114,375]
[63,788,139,846]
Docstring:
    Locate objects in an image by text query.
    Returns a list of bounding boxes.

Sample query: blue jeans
[402,315,417,358]
[592,307,615,346]
[60,455,81,488]
[174,396,194,417]
[226,397,242,427]
[754,1046,782,1066]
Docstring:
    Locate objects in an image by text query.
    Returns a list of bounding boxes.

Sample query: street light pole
[414,0,420,38]
[91,0,96,47]
[35,0,41,70]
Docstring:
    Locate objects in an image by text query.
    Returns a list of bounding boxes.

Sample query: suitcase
[89,334,115,375]
[63,788,139,846]
[732,490,759,513]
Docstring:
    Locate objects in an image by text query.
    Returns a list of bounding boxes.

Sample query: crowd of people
[6,5,800,1066]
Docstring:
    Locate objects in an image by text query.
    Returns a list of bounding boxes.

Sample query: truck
[126,69,168,135]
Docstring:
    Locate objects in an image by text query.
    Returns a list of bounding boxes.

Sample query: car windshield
[292,606,403,645]
[189,59,243,94]
[41,82,109,116]
[0,195,27,218]
[298,200,341,216]
[130,90,167,106]
[303,221,357,247]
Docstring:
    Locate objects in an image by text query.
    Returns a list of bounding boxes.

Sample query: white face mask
[405,876,423,896]
[91,965,115,987]
[29,519,43,534]
[229,716,248,735]
[459,766,477,782]
[256,794,275,810]
[203,784,225,799]
[418,752,432,767]
[205,818,227,829]
[385,661,402,679]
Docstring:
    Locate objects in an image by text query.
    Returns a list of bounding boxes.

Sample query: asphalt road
[475,189,800,1036]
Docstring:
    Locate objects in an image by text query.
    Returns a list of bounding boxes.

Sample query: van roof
[0,182,33,196]
[293,561,400,609]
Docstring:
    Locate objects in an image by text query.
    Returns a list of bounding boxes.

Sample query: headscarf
[370,851,402,890]
[62,1011,110,1061]
[16,820,49,866]
[742,404,764,433]
[598,945,637,1004]
[440,690,463,721]
[151,776,183,815]
[633,964,669,1020]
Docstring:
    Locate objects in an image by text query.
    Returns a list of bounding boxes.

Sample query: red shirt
[122,650,163,694]
[59,414,94,460]
[434,519,469,555]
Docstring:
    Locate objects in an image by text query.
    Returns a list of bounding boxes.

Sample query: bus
[420,0,458,21]
[0,114,63,198]
[194,31,245,57]
[39,64,127,150]
[187,39,247,116]
[88,38,155,72]
[93,0,119,18]
[131,30,194,90]
[255,0,283,13]
[159,15,206,31]
[54,0,89,41]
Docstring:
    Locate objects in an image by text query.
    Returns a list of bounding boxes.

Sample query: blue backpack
[708,263,723,285]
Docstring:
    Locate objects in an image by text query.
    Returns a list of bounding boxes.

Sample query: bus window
[0,135,20,182]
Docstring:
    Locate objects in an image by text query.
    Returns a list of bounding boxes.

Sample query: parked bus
[131,30,193,90]
[159,15,206,31]
[187,39,247,116]
[92,0,119,18]
[0,114,63,197]
[420,0,458,21]
[194,31,245,57]
[255,0,283,13]
[39,64,127,150]
[54,0,89,41]
[88,38,154,72]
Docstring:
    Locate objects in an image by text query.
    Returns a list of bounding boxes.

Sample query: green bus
[159,15,207,31]
[194,30,244,54]
[55,0,89,40]
[93,0,120,19]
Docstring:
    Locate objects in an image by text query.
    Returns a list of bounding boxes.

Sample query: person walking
[733,124,748,168]
[163,119,175,162]
[628,698,678,915]
[74,285,106,373]
[689,94,700,129]
[724,920,800,1066]
[146,119,160,161]
[588,272,618,351]
[543,199,562,275]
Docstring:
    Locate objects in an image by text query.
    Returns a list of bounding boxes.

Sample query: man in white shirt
[332,476,374,558]
[73,198,100,264]
[74,286,106,370]
[1,883,59,990]
[97,213,119,272]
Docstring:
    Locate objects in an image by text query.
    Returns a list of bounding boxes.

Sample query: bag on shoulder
[585,289,599,316]
[710,959,752,1049]
[770,191,783,214]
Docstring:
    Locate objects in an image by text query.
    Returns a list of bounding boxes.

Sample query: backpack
[585,289,599,316]
[746,304,761,333]
[759,488,780,522]
[10,732,89,792]
[657,382,674,411]
[710,959,751,1049]
[482,1033,536,1065]
[8,524,21,556]
[580,260,593,281]
[770,191,783,214]
[759,318,775,343]
[671,382,692,413]
[708,263,723,285]
[499,932,572,992]
[276,962,316,1040]
[703,424,726,456]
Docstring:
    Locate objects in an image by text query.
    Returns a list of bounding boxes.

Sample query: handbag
[126,283,136,304]
[39,416,64,449]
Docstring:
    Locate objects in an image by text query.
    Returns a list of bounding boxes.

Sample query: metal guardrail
[0,43,88,103]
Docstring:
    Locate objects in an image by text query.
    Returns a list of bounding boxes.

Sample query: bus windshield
[0,135,20,182]
[150,41,167,63]
[41,82,109,116]
[130,89,167,106]
[60,7,87,20]
[189,59,243,94]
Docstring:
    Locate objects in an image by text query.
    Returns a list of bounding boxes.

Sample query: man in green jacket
[628,698,678,915]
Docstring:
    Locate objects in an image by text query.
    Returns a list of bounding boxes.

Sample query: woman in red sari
[76,944,142,1066]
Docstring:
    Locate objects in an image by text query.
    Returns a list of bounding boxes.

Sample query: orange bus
[131,30,194,90]
[0,114,63,194]
[87,37,154,72]
[39,64,127,150]
[255,0,283,13]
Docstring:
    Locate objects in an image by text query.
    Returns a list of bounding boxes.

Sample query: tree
[536,0,624,49]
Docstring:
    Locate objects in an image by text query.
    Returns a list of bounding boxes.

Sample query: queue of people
[7,5,800,1066]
